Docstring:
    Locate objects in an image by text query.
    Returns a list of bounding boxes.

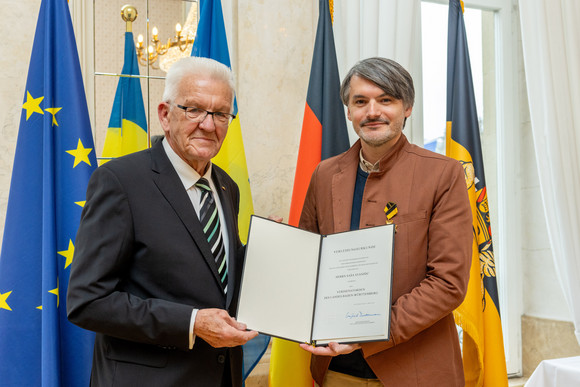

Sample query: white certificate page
[237,216,322,343]
[312,225,394,344]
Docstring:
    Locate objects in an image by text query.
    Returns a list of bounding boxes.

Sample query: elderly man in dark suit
[67,56,257,387]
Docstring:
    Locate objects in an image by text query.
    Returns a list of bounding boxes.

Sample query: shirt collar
[162,138,213,189]
[359,149,380,173]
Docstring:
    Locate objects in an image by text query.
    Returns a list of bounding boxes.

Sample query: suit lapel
[331,143,360,233]
[149,143,224,291]
[212,168,238,307]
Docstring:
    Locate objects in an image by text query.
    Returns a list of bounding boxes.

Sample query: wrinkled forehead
[176,75,234,106]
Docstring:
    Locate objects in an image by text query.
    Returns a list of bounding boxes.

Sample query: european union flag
[0,0,97,385]
[101,30,148,159]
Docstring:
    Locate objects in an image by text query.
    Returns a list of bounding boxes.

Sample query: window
[421,3,485,154]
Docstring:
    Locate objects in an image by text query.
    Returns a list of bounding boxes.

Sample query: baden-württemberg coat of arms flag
[446,1,508,386]
[0,0,97,385]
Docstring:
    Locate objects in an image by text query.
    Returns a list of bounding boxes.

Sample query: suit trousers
[221,351,232,387]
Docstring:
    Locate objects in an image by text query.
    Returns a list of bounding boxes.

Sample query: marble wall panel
[235,0,316,219]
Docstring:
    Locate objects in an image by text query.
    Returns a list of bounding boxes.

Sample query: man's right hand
[194,308,258,348]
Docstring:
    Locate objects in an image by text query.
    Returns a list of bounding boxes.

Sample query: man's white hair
[162,57,235,105]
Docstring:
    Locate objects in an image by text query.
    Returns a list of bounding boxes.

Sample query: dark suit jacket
[67,141,245,387]
[300,135,472,386]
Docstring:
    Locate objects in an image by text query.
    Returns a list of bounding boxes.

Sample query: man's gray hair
[340,57,415,109]
[162,56,235,104]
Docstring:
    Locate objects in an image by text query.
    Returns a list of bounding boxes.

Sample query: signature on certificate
[345,311,380,319]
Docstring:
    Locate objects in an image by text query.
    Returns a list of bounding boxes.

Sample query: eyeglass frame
[174,103,236,126]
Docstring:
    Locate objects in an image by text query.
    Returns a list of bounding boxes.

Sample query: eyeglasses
[175,104,236,127]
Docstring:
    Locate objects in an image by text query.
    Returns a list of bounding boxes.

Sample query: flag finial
[121,5,138,32]
[329,0,334,24]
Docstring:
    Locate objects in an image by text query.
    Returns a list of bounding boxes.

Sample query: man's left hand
[299,341,361,356]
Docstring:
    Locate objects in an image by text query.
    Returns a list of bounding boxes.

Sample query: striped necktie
[195,178,227,293]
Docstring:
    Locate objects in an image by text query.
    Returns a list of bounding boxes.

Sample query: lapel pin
[384,201,398,232]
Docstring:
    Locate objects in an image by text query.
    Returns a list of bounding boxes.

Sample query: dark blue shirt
[328,166,378,379]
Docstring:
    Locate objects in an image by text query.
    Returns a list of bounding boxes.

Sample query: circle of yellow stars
[0,93,93,313]
[22,91,92,168]
[22,91,61,126]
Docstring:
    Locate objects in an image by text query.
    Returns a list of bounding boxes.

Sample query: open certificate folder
[237,216,395,346]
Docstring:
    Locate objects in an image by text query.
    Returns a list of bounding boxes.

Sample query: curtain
[333,0,423,146]
[519,0,580,344]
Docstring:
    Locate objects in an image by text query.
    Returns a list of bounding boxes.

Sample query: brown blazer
[300,135,472,386]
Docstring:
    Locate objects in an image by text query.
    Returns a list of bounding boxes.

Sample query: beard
[356,118,404,147]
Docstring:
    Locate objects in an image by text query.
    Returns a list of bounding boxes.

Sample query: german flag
[269,0,349,385]
[446,1,508,386]
[287,0,350,227]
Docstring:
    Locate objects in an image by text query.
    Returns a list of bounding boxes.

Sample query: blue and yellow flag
[446,1,508,386]
[101,31,147,160]
[0,0,97,385]
[190,0,266,380]
[191,0,253,245]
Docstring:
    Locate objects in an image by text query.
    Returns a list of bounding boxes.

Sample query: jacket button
[217,354,226,364]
